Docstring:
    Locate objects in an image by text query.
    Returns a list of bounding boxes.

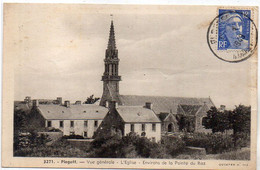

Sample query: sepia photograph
[2,3,258,169]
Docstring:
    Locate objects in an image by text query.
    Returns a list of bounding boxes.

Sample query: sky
[4,4,255,108]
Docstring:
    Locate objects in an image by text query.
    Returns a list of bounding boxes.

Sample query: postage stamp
[218,9,251,50]
[207,8,258,62]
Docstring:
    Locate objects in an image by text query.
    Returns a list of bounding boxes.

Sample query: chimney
[64,100,70,108]
[24,96,31,103]
[220,105,226,111]
[75,101,81,105]
[109,101,118,110]
[57,97,62,105]
[33,99,39,107]
[145,102,152,110]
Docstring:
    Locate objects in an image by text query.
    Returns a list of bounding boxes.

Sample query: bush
[161,136,186,157]
[14,130,51,151]
[90,132,172,158]
[183,133,235,154]
[14,138,91,157]
[233,132,250,148]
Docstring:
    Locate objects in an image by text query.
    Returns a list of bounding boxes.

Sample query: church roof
[179,104,202,115]
[37,104,108,120]
[158,112,169,121]
[116,106,161,123]
[120,95,214,115]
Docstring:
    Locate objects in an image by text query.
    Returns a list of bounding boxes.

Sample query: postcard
[2,3,258,169]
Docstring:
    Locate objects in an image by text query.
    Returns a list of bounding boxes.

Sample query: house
[119,95,214,133]
[95,101,161,142]
[29,99,108,138]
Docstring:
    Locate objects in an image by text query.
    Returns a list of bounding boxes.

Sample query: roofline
[37,108,105,120]
[120,94,213,100]
[164,112,174,121]
[124,121,161,124]
[195,106,203,115]
[178,105,185,114]
[45,119,104,121]
[208,96,216,107]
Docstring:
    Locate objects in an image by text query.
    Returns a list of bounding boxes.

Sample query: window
[131,124,135,132]
[94,120,98,127]
[142,124,145,131]
[84,120,88,127]
[59,121,63,128]
[70,131,75,135]
[84,131,87,137]
[47,121,52,127]
[70,121,74,128]
[152,123,156,131]
[151,137,156,142]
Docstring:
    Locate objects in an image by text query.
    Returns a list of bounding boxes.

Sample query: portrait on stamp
[218,10,251,50]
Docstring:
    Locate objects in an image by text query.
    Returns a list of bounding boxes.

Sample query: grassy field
[205,148,250,160]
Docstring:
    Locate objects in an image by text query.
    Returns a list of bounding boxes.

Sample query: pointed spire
[107,20,116,50]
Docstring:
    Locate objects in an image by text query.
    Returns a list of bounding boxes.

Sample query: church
[96,20,214,138]
[23,20,215,141]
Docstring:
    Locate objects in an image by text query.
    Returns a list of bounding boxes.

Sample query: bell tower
[100,20,121,106]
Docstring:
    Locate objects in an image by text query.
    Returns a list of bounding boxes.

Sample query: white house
[96,101,162,142]
[30,100,108,138]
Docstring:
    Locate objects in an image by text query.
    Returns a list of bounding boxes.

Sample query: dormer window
[83,111,86,113]
[62,111,64,113]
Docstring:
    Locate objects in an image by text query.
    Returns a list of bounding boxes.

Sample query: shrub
[14,138,91,157]
[90,132,171,158]
[233,132,250,149]
[14,130,51,151]
[161,136,186,157]
[183,132,235,154]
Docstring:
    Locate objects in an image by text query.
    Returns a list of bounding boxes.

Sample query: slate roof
[120,95,214,115]
[158,112,170,121]
[179,105,202,115]
[37,104,108,120]
[116,106,161,123]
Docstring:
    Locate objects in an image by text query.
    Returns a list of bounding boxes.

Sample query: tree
[202,106,231,133]
[14,109,28,131]
[230,105,250,135]
[83,95,100,104]
[177,114,195,132]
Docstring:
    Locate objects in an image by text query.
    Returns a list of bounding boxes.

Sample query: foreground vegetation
[14,131,250,160]
[13,104,251,160]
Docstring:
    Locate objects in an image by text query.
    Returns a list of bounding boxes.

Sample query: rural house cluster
[15,21,219,142]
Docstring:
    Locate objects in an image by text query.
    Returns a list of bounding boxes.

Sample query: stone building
[95,101,161,142]
[29,100,108,138]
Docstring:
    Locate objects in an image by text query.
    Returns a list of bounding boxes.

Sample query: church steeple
[100,19,121,107]
[107,21,116,50]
